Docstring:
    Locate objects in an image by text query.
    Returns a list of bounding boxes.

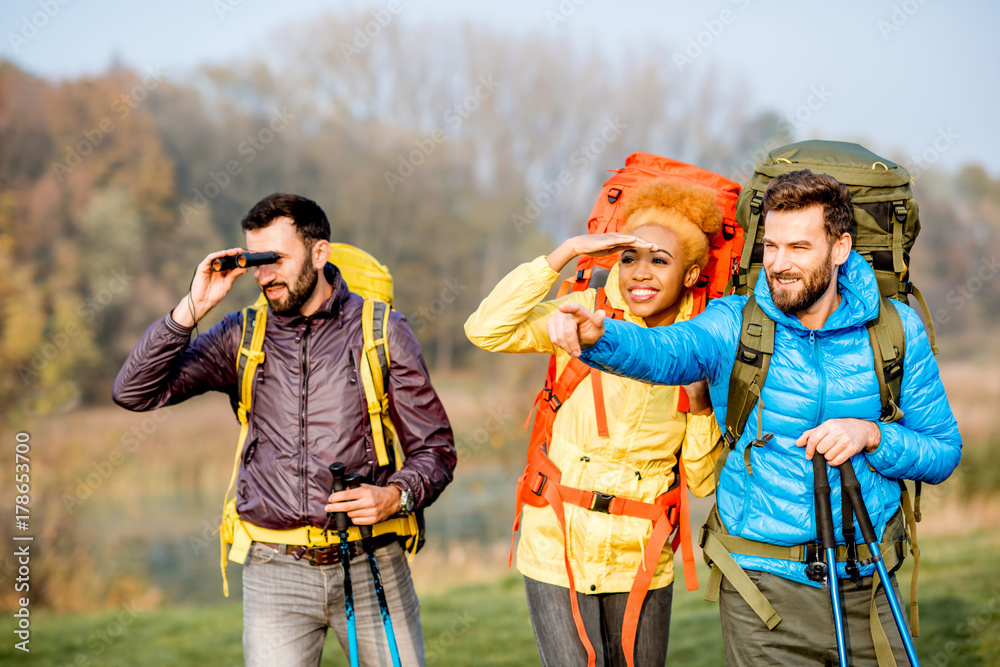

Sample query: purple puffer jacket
[113,264,456,530]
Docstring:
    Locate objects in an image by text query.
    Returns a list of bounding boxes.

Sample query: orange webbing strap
[589,287,623,439]
[620,463,693,667]
[591,371,609,437]
[538,474,598,667]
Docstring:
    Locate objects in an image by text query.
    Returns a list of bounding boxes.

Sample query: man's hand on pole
[796,418,882,467]
[171,248,248,327]
[547,302,607,358]
[326,484,403,525]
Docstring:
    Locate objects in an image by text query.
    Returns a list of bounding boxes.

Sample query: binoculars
[211,251,280,272]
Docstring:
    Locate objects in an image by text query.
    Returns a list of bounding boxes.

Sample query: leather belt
[255,533,397,566]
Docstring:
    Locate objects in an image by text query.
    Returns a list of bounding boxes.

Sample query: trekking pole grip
[812,455,836,549]
[329,463,349,533]
[838,462,878,548]
[345,473,374,540]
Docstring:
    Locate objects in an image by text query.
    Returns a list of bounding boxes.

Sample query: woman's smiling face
[617,224,700,327]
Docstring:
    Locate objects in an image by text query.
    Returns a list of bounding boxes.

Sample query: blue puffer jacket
[581,251,962,586]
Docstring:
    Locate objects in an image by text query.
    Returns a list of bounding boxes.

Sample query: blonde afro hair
[621,179,723,269]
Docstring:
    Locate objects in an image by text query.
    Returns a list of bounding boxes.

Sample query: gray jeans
[719,569,909,666]
[243,540,424,667]
[524,576,673,667]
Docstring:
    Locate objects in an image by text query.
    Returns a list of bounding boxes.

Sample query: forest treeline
[1,14,998,418]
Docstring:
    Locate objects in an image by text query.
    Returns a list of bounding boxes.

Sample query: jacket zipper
[811,330,826,424]
[300,319,311,520]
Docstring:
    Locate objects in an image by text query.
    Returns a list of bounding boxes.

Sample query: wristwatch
[392,483,414,514]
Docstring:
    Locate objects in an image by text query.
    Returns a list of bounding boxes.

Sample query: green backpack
[731,139,936,355]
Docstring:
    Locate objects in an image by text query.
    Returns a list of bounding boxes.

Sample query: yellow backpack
[217,243,420,596]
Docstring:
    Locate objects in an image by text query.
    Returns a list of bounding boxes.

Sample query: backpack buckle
[543,387,563,412]
[531,473,548,497]
[607,187,623,204]
[885,357,904,382]
[590,491,614,514]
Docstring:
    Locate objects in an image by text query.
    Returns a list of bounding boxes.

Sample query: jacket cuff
[386,474,413,506]
[529,255,561,283]
[579,318,623,370]
[164,312,195,337]
[866,421,900,473]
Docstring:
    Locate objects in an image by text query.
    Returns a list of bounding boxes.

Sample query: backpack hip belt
[699,504,910,667]
[222,496,418,568]
[511,447,695,667]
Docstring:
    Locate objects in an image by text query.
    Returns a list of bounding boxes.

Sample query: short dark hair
[762,170,853,242]
[241,193,330,247]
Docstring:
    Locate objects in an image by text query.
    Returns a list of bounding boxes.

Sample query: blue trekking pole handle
[839,462,921,667]
[330,463,360,667]
[813,455,849,667]
[349,474,402,667]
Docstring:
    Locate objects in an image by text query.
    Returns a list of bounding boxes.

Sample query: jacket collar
[265,263,351,324]
[604,262,694,328]
[753,250,879,332]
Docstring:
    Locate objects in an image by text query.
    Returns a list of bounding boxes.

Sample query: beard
[263,260,319,316]
[766,251,836,315]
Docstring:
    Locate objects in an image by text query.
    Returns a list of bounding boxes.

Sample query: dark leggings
[524,576,673,667]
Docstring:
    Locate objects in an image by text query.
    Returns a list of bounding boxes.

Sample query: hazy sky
[2,0,998,175]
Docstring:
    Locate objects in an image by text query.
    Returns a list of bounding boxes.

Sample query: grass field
[2,529,998,666]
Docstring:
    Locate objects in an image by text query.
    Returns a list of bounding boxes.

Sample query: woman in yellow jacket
[465,179,723,667]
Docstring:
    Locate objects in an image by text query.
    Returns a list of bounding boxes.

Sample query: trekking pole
[839,462,921,667]
[346,473,403,667]
[328,463,360,667]
[811,456,848,667]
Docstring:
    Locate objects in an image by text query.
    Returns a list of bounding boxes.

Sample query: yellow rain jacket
[465,256,722,593]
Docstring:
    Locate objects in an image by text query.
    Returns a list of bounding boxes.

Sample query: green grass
[3,530,998,666]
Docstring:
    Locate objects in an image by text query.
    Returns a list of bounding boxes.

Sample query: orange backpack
[513,153,741,667]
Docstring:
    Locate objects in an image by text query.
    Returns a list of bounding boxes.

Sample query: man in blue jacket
[546,170,961,665]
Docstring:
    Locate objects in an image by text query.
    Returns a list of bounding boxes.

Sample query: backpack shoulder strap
[865,295,906,424]
[591,286,625,437]
[865,295,922,636]
[715,296,774,485]
[220,304,267,596]
[361,298,397,469]
[724,296,775,447]
[236,304,268,425]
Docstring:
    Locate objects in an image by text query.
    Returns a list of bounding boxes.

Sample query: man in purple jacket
[113,193,456,666]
